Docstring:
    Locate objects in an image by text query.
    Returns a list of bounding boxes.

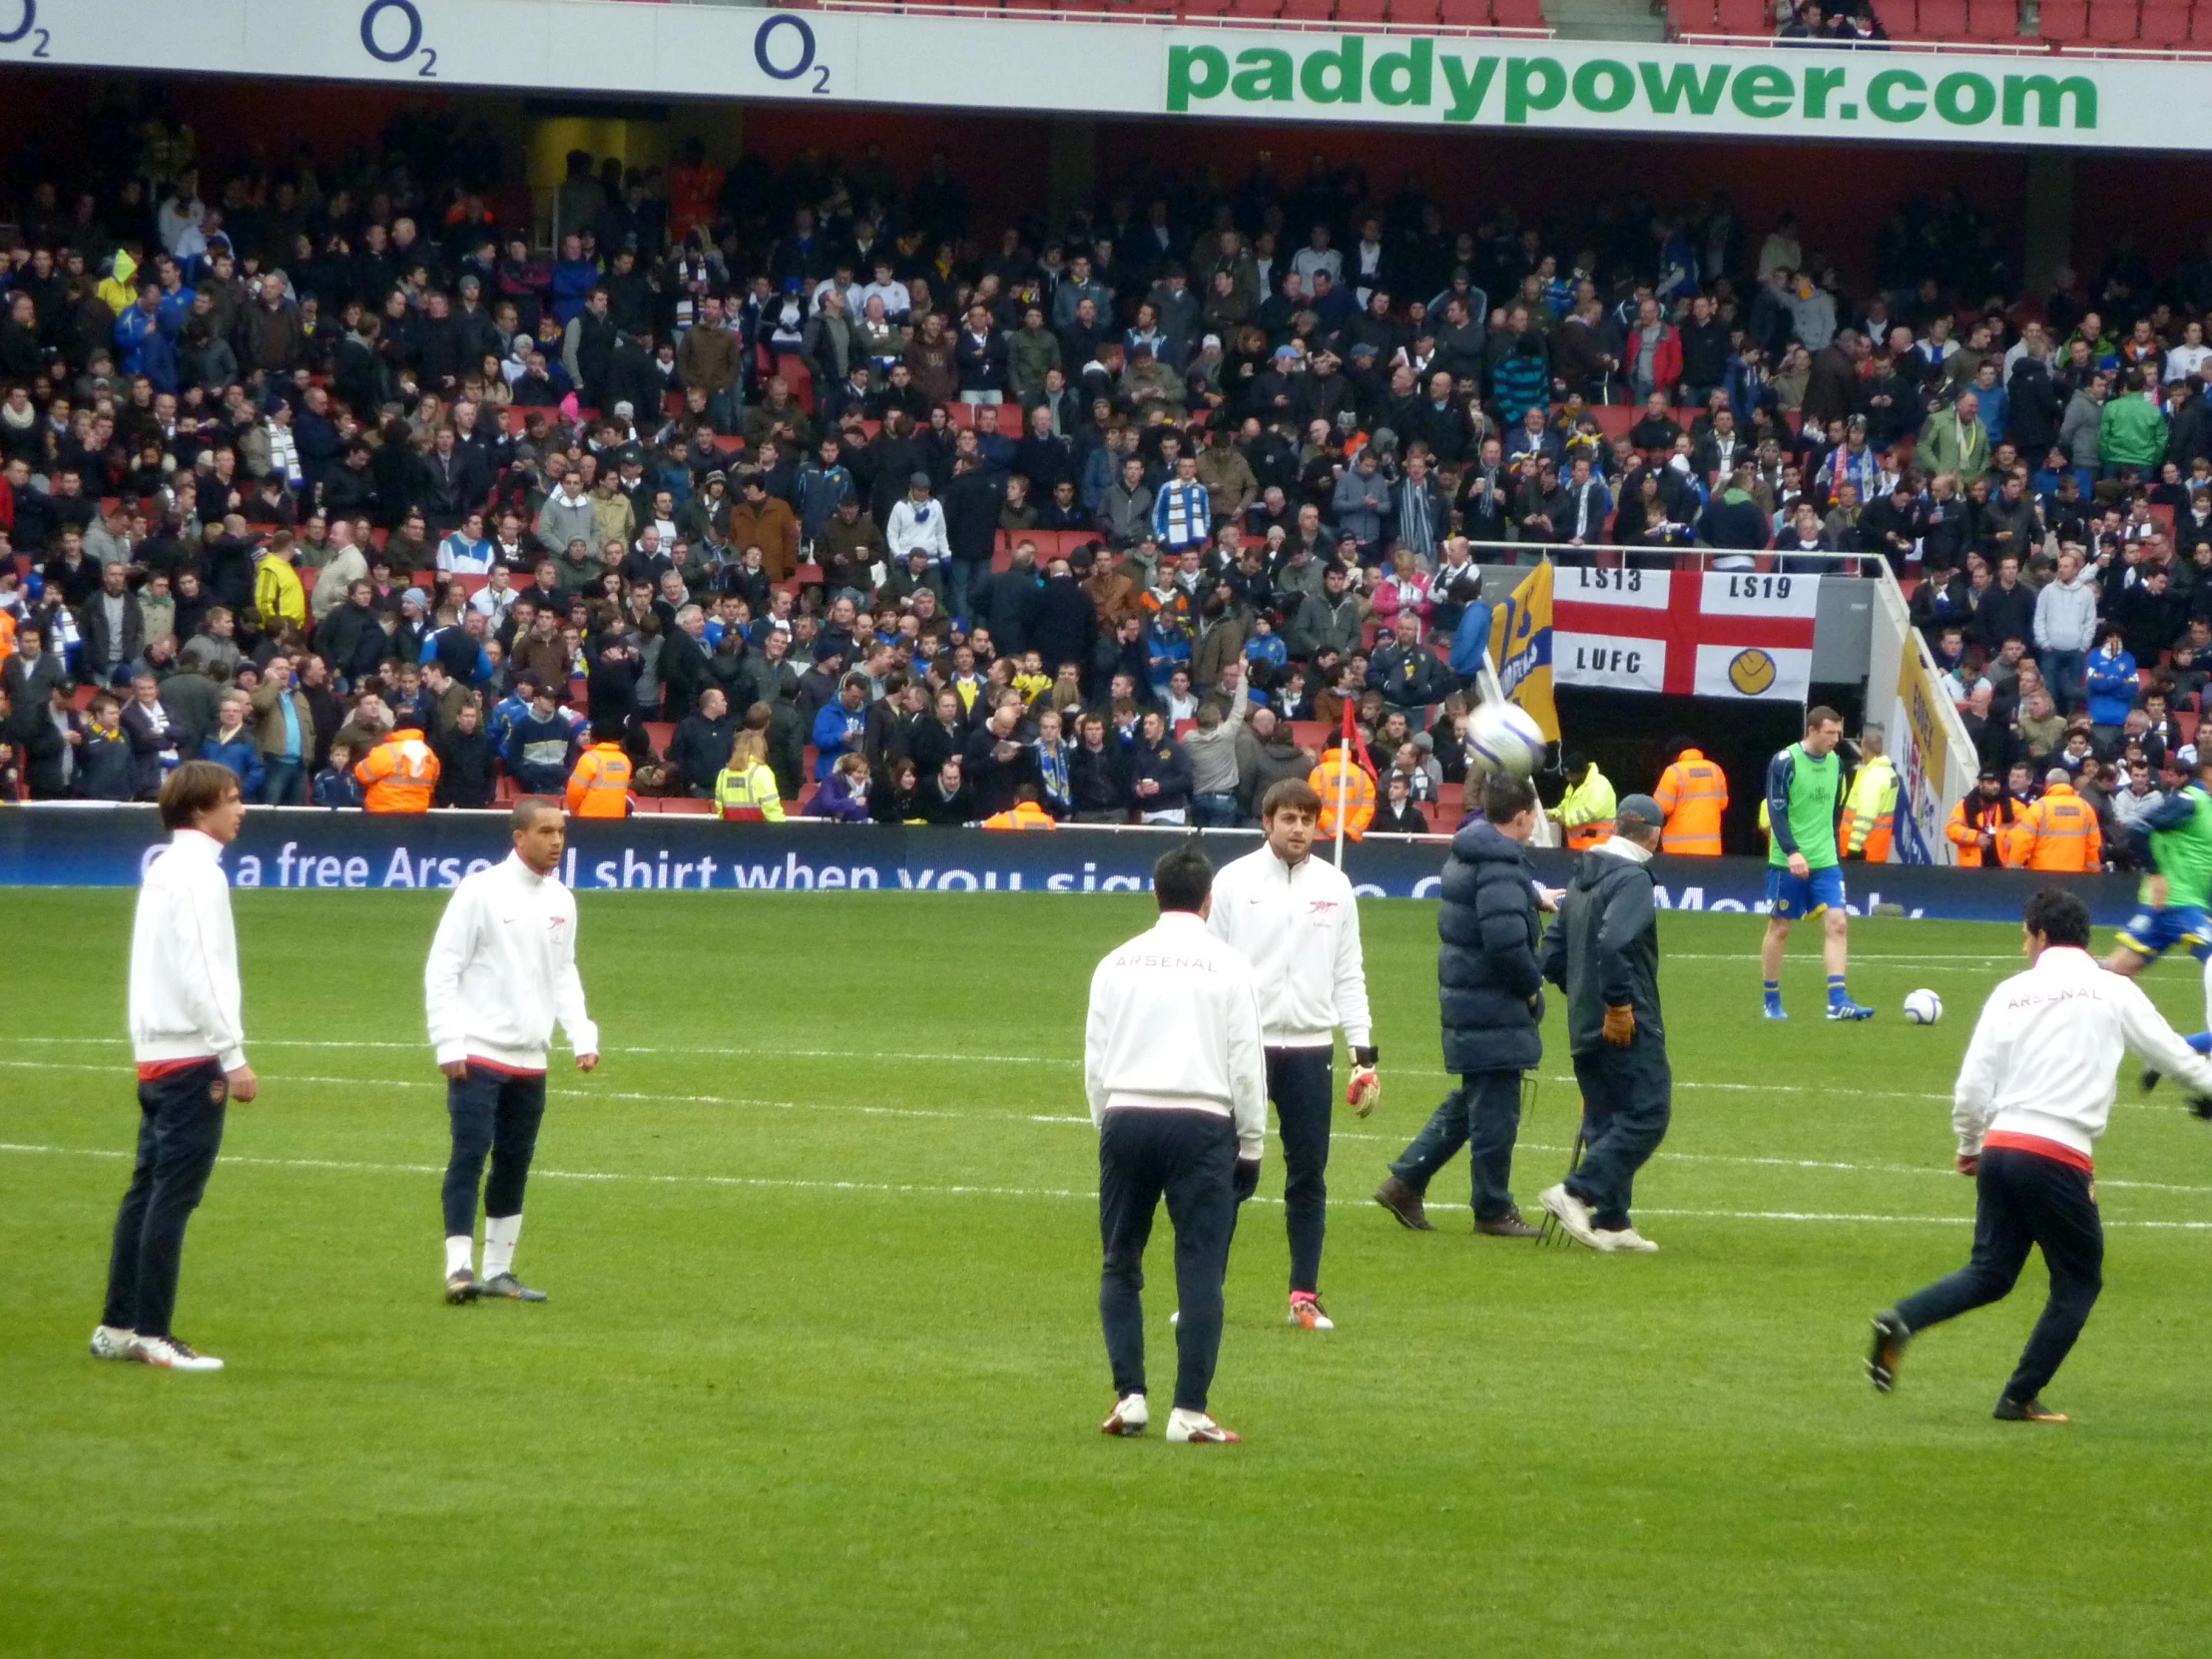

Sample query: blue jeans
[262,757,307,806]
[1192,792,1240,828]
[947,558,984,627]
[2039,649,2085,715]
[1390,1069,1525,1221]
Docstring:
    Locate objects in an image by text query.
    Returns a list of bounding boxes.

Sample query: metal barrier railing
[1676,28,2212,55]
[799,0,1555,30]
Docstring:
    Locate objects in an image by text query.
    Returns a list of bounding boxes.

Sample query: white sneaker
[1102,1393,1149,1436]
[128,1335,224,1372]
[1539,1184,1602,1250]
[1594,1226,1660,1254]
[89,1325,135,1361]
[1166,1407,1241,1444]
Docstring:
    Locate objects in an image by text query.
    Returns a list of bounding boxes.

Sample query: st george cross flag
[1551,566,1821,703]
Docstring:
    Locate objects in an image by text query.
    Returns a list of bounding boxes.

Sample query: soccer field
[6,888,2212,1657]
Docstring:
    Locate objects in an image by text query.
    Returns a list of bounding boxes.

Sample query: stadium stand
[0,81,2200,862]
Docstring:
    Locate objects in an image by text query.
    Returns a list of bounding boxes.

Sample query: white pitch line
[4,1056,2206,1194]
[0,1033,1081,1067]
[0,1035,1998,1102]
[2,1142,2206,1230]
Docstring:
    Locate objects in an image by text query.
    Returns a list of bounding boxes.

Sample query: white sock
[482,1213,522,1280]
[444,1234,474,1279]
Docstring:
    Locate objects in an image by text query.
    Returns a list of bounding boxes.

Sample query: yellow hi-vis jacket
[1841,755,1899,862]
[1559,766,1618,849]
[715,762,786,823]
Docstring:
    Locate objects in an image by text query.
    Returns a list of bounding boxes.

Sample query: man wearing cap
[1539,793,1674,1254]
[885,471,951,571]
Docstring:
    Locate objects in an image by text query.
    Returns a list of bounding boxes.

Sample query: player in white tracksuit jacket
[1206,780,1375,1330]
[1086,843,1267,1444]
[1871,888,2212,1420]
[95,762,260,1373]
[425,800,599,1305]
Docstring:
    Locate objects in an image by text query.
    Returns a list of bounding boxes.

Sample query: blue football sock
[2189,1032,2212,1056]
[1827,975,1849,1009]
[1763,980,1782,1010]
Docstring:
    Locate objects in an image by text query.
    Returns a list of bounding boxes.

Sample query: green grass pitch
[5,888,2212,1657]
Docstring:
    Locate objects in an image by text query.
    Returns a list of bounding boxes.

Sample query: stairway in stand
[1543,0,1670,39]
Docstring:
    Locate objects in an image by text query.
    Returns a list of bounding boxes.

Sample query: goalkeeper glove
[1233,1158,1261,1203]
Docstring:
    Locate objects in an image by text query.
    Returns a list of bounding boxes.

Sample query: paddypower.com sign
[1163,33,2101,141]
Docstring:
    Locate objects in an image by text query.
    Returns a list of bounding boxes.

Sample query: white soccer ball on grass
[1903,988,1943,1026]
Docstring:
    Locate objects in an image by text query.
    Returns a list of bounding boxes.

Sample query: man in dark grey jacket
[1375,774,1551,1236]
[1538,793,1672,1255]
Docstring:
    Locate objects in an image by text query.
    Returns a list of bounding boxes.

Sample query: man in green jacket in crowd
[1918,391,1990,480]
[2099,366,2170,480]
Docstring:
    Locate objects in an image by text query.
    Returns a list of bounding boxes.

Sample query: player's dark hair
[160,760,241,830]
[1807,705,1843,730]
[1261,779,1324,821]
[2024,887,2091,949]
[511,798,562,833]
[1153,842,1214,914]
[1480,774,1537,824]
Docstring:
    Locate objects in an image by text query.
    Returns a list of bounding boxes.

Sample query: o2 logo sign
[754,15,830,96]
[360,0,438,77]
[0,0,53,59]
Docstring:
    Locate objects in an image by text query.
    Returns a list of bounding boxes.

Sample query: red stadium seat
[1227,0,1284,17]
[2081,0,2137,34]
[1667,0,1718,28]
[1963,0,2019,34]
[2138,0,2189,35]
[2038,0,2087,32]
[1335,0,1390,20]
[1489,0,1547,23]
[1913,0,1968,34]
[1711,0,1771,32]
[1280,0,1335,15]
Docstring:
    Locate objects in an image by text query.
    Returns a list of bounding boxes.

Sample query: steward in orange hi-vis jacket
[565,721,635,820]
[355,727,439,813]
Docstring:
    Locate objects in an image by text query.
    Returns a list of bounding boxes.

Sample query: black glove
[1233,1158,1261,1203]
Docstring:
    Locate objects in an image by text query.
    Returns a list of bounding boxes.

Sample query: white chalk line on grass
[0,1035,1999,1105]
[5,1055,2209,1198]
[3,1141,2209,1231]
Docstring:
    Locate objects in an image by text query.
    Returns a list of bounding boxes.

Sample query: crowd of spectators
[2,108,2211,838]
[1774,0,1893,44]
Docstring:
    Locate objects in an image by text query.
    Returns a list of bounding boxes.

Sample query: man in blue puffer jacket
[1374,772,1551,1235]
[2083,624,2139,748]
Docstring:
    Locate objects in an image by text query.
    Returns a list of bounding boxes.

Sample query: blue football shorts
[1766,864,1847,920]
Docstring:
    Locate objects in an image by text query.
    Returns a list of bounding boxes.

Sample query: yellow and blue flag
[1487,561,1558,742]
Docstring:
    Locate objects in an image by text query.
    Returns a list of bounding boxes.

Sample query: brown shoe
[1475,1208,1542,1239]
[1374,1175,1434,1231]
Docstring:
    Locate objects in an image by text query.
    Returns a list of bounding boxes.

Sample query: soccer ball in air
[1466,703,1548,780]
[1904,989,1943,1026]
